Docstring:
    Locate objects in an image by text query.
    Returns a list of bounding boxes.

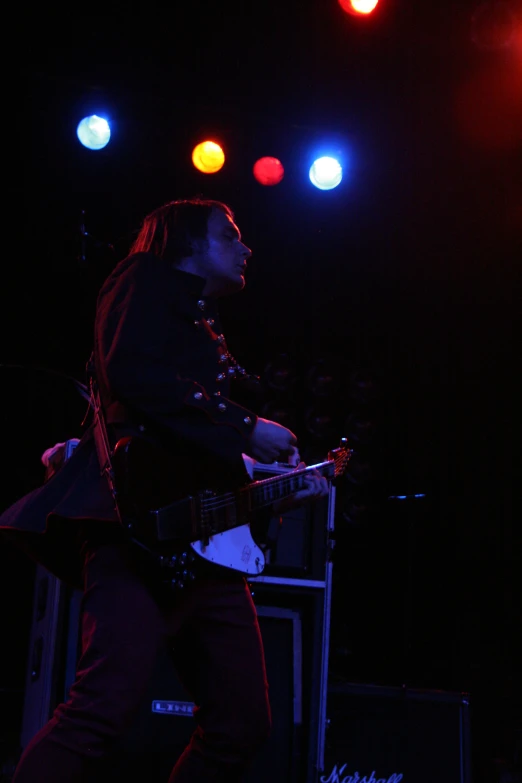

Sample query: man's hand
[249,417,298,464]
[272,462,329,515]
[41,439,80,478]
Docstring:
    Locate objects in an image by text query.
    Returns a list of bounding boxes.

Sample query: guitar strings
[201,476,307,511]
[199,450,349,512]
[199,464,339,511]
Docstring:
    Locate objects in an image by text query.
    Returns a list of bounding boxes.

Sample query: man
[1,198,328,782]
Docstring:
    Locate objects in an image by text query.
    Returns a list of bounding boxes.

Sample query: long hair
[128,198,234,264]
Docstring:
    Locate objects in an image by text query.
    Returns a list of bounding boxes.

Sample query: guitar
[111,436,352,588]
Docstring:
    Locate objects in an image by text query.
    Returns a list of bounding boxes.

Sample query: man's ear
[188,235,208,257]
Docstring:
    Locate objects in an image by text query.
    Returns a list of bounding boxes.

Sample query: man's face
[187,208,252,297]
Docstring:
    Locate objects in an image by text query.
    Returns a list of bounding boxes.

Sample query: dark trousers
[13,542,271,782]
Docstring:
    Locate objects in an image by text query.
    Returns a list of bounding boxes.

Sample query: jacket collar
[171,267,207,297]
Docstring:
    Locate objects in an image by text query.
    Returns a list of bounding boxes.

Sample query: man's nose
[241,243,252,260]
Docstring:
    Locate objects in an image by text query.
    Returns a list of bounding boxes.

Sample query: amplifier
[321,682,472,783]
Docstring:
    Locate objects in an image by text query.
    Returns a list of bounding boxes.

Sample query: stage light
[471,1,517,50]
[263,353,297,393]
[344,411,376,446]
[309,156,343,191]
[338,0,379,15]
[348,369,379,405]
[306,359,340,398]
[192,141,225,174]
[253,156,285,186]
[304,405,338,442]
[76,115,111,150]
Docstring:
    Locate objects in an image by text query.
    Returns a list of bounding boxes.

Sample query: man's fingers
[302,473,329,497]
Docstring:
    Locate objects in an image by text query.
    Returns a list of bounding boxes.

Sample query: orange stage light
[192,141,225,173]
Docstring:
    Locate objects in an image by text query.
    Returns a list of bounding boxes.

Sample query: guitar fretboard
[246,463,334,510]
[197,447,350,535]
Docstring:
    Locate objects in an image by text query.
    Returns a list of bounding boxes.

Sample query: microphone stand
[77,209,114,265]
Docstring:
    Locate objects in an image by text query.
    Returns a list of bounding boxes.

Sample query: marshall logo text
[320,764,404,783]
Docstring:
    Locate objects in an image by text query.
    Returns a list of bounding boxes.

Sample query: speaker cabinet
[93,602,305,783]
[322,682,472,783]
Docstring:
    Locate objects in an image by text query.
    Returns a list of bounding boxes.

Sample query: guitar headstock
[327,437,353,479]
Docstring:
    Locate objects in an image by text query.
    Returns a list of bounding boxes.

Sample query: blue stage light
[309,156,343,190]
[76,115,111,150]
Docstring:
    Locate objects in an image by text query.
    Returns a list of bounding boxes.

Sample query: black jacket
[0,252,259,586]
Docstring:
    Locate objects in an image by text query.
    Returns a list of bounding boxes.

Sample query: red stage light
[253,156,285,186]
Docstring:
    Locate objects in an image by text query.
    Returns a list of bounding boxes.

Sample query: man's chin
[230,272,246,290]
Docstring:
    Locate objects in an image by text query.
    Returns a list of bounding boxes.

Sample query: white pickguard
[190,454,266,574]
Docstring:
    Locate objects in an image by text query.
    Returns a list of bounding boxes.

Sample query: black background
[1,0,520,780]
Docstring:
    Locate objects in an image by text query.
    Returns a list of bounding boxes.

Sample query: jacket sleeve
[95,257,258,461]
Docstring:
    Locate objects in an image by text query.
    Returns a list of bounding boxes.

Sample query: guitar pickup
[151,496,198,543]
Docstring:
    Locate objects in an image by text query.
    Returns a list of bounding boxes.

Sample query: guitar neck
[195,444,349,537]
[244,461,334,511]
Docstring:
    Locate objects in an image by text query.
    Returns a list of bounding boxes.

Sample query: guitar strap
[86,353,123,526]
[83,354,201,590]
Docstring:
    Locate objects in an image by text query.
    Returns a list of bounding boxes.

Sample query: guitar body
[112,435,251,514]
[191,524,265,575]
[111,436,266,579]
[111,434,350,588]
